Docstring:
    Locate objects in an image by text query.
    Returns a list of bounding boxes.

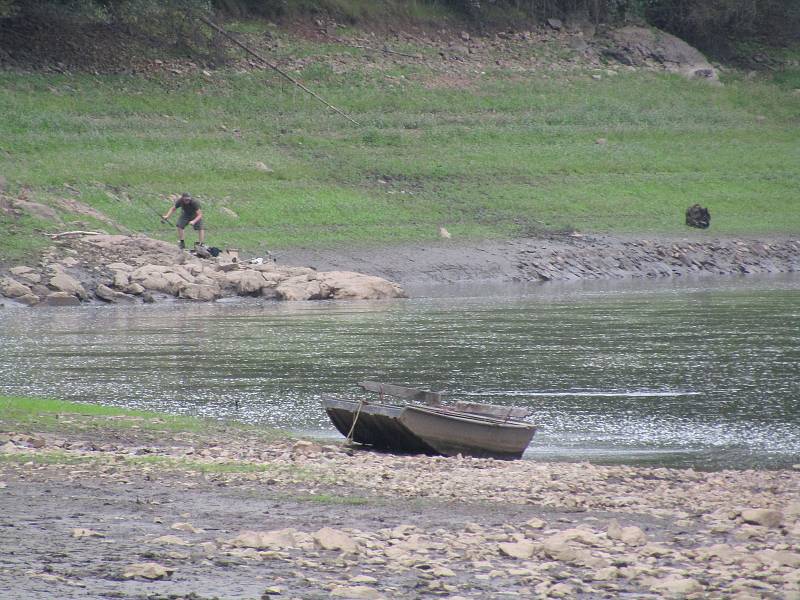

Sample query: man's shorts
[177,214,203,230]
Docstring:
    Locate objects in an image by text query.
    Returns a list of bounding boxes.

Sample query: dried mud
[1,420,798,600]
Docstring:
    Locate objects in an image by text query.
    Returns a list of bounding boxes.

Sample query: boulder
[122,562,173,580]
[648,576,703,597]
[180,283,220,301]
[602,26,719,83]
[112,270,130,289]
[755,549,800,568]
[130,266,190,296]
[0,277,32,299]
[741,508,783,528]
[523,518,547,532]
[498,540,535,559]
[313,527,358,553]
[276,275,331,301]
[43,292,81,306]
[48,272,88,300]
[235,270,266,295]
[607,520,647,546]
[14,294,40,306]
[330,586,382,599]
[10,266,35,276]
[95,284,137,304]
[318,271,406,300]
[123,282,145,295]
[227,529,298,550]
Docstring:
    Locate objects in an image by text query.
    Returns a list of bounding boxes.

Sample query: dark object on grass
[686,204,710,229]
[322,381,537,460]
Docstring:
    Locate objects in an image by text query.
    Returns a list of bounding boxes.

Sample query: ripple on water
[1,275,799,469]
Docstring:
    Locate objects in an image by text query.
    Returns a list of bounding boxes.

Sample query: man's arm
[163,205,176,220]
[190,209,203,225]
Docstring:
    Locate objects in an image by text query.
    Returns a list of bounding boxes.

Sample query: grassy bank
[1,26,799,261]
[0,395,285,440]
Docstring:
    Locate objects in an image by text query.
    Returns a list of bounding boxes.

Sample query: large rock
[540,535,606,567]
[48,272,88,300]
[330,586,382,599]
[112,270,130,289]
[235,270,266,295]
[227,529,298,550]
[0,277,32,299]
[180,283,220,301]
[276,275,331,301]
[318,271,406,300]
[741,508,783,528]
[648,576,703,596]
[122,562,174,580]
[498,540,535,559]
[9,266,41,284]
[313,527,358,553]
[95,283,137,304]
[43,292,81,306]
[602,26,719,82]
[607,520,647,546]
[13,294,40,306]
[130,265,191,296]
[755,549,800,568]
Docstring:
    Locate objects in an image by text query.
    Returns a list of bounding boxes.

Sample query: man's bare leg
[177,227,185,249]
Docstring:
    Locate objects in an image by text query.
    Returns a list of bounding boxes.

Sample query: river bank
[279,233,800,289]
[1,232,798,306]
[1,400,798,599]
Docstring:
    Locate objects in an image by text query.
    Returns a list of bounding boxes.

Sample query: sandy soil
[1,418,798,600]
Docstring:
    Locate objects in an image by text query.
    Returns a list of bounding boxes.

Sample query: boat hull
[322,398,536,459]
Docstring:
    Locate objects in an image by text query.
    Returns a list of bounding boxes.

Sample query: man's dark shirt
[175,199,201,221]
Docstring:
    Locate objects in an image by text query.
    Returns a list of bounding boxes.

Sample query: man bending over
[163,192,205,250]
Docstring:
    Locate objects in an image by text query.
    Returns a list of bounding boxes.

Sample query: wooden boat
[322,381,537,460]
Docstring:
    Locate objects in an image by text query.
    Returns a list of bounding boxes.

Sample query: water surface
[1,275,798,470]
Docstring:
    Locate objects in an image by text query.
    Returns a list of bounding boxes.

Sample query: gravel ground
[1,419,798,600]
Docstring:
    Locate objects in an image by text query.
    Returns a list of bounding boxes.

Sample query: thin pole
[199,16,360,126]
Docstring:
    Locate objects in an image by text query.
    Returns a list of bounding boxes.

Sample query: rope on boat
[345,399,366,445]
[345,384,383,445]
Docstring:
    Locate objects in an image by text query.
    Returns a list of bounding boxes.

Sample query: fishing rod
[138,193,175,227]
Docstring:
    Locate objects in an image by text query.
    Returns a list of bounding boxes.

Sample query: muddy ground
[277,233,800,289]
[1,417,798,600]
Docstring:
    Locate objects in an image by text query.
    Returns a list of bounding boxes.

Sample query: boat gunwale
[322,397,535,428]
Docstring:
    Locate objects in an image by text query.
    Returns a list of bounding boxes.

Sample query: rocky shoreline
[267,234,800,289]
[1,419,798,599]
[1,232,799,307]
[0,233,406,307]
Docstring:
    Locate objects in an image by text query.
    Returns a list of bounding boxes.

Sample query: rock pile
[513,237,800,282]
[0,234,406,306]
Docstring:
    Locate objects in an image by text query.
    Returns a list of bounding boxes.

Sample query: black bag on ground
[686,204,710,229]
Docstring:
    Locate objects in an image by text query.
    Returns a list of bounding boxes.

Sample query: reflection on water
[1,274,798,470]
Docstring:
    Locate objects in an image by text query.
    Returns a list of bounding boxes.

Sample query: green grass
[0,395,286,439]
[1,36,799,261]
[0,450,94,465]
